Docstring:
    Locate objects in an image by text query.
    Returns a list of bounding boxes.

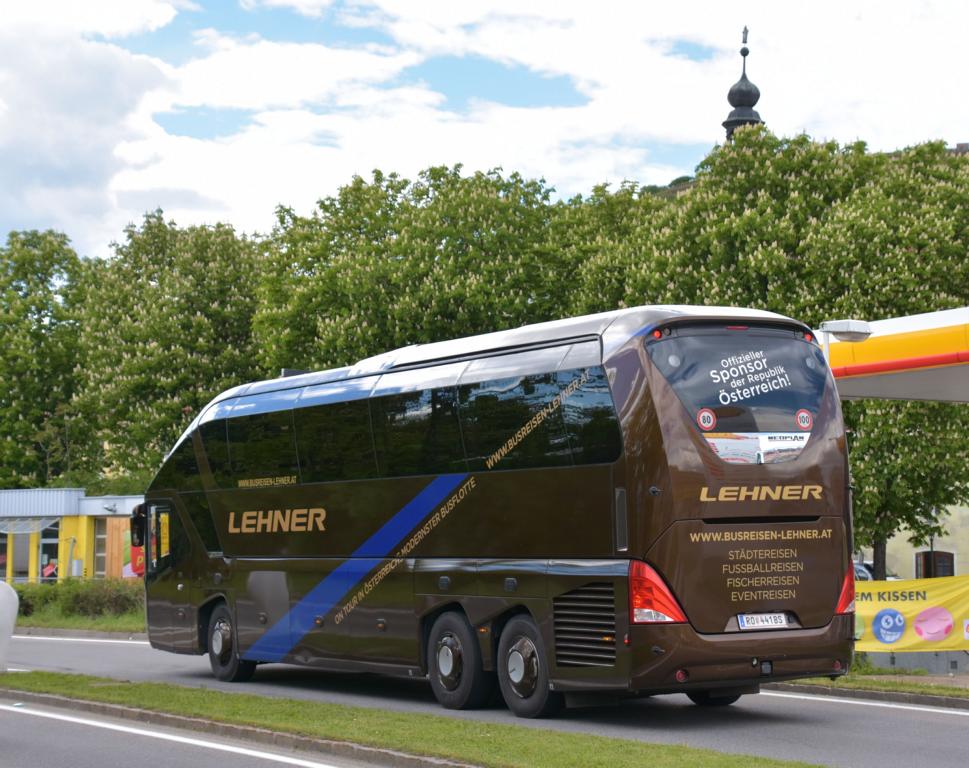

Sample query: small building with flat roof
[0,488,142,583]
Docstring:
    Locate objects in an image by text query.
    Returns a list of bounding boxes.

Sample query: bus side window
[181,492,222,554]
[227,410,299,483]
[198,419,232,488]
[458,374,572,471]
[557,367,623,465]
[149,502,190,573]
[153,437,202,492]
[149,503,171,571]
[371,388,467,477]
[295,399,378,483]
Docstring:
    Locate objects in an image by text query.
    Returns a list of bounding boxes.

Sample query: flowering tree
[0,231,80,487]
[3,134,967,568]
[72,212,264,486]
[255,166,566,371]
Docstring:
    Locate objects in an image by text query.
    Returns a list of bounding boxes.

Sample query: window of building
[12,534,29,582]
[915,550,955,578]
[39,520,59,583]
[94,518,107,578]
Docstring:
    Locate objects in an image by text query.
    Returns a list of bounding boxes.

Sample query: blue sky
[2,1,967,255]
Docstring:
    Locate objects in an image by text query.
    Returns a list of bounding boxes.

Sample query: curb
[13,627,148,641]
[0,688,477,768]
[763,682,969,711]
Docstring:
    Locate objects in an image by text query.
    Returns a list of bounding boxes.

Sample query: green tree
[599,129,969,576]
[0,230,80,487]
[73,212,264,485]
[845,400,969,579]
[559,181,670,315]
[609,128,884,317]
[383,166,562,348]
[800,141,969,576]
[256,166,565,371]
[254,170,410,373]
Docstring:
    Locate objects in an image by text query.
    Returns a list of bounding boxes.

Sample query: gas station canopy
[824,307,969,403]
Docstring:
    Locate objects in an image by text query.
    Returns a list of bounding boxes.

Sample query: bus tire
[208,603,256,683]
[427,612,495,709]
[687,691,741,707]
[497,616,562,718]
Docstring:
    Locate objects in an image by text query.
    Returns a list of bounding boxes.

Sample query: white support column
[0,580,18,672]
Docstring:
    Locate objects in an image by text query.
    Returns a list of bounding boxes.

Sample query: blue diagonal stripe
[243,473,469,662]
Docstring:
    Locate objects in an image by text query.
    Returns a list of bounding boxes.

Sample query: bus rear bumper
[626,614,853,694]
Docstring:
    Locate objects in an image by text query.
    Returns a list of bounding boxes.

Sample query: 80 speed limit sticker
[697,408,717,431]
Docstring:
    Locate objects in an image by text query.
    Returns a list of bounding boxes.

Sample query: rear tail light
[629,561,688,624]
[835,567,855,614]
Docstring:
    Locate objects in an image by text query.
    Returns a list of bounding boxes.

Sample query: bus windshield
[646,325,828,464]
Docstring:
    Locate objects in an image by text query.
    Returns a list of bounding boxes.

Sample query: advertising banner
[855,574,969,652]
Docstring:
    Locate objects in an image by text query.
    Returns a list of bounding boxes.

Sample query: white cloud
[241,0,335,17]
[161,31,421,110]
[5,1,969,256]
[3,0,183,37]
[0,27,169,254]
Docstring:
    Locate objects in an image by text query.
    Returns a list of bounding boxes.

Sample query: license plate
[738,612,789,630]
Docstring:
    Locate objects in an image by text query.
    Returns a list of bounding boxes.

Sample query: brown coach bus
[132,305,854,717]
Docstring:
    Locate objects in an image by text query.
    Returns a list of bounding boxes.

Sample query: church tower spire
[722,27,764,139]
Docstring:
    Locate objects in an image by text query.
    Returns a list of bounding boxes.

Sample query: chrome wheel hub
[505,637,539,698]
[507,650,525,683]
[435,633,463,691]
[438,645,454,677]
[212,618,232,661]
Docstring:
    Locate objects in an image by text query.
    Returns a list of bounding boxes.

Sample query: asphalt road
[7,634,966,768]
[0,695,381,768]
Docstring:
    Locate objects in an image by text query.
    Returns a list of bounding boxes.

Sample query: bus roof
[202,304,797,410]
[160,304,801,462]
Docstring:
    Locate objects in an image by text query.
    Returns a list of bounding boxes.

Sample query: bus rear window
[645,326,828,464]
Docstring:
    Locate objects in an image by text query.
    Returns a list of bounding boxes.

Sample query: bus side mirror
[130,504,147,548]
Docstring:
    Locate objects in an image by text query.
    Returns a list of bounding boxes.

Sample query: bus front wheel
[208,603,256,683]
[427,612,495,709]
[497,616,562,718]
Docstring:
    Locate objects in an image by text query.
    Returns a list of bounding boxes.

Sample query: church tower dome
[722,27,764,139]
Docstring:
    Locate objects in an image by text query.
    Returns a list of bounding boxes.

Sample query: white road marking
[3,667,30,672]
[0,704,347,768]
[12,635,149,645]
[762,690,969,717]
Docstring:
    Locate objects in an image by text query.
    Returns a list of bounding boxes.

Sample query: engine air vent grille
[553,582,616,668]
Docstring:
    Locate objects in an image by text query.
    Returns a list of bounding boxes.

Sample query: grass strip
[797,674,969,699]
[0,671,814,768]
[14,607,145,633]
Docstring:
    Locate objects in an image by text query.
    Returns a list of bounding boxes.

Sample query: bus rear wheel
[427,612,495,709]
[208,603,256,683]
[687,691,741,707]
[497,616,562,718]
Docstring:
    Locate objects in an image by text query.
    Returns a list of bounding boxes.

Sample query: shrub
[13,582,59,617]
[14,578,143,618]
[58,578,144,617]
